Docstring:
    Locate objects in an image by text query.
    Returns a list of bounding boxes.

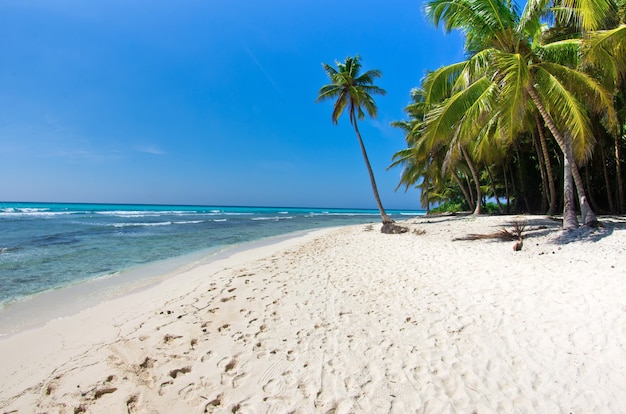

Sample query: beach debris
[93,387,117,399]
[139,357,156,369]
[511,220,525,251]
[169,366,191,379]
[412,228,426,235]
[381,222,409,234]
[453,220,527,251]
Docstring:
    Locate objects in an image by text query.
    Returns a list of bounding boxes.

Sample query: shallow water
[0,202,424,309]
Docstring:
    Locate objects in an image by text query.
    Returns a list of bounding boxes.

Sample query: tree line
[318,0,626,231]
[390,0,626,229]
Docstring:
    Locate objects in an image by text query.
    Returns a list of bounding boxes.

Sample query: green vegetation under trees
[389,0,626,229]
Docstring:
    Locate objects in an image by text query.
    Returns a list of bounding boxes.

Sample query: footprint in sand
[158,380,173,396]
[169,366,192,379]
[204,393,224,413]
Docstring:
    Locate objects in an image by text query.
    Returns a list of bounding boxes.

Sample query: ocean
[0,202,424,317]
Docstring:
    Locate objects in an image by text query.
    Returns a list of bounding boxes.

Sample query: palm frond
[533,65,596,160]
[538,60,616,123]
[493,51,531,141]
[422,77,493,147]
[422,61,469,103]
[582,25,626,83]
[425,0,517,50]
[554,0,616,31]
[535,39,581,66]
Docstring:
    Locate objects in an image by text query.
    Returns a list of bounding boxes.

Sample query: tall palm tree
[422,0,616,228]
[316,55,395,226]
[583,24,626,211]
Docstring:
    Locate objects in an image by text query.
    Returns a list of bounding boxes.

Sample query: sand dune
[1,215,625,413]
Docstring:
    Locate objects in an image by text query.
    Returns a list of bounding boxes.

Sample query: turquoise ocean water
[0,202,424,310]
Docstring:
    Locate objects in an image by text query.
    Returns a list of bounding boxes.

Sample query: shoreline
[0,228,330,337]
[1,215,625,412]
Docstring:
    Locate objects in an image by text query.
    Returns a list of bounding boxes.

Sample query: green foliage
[430,199,468,214]
[483,202,501,213]
[391,0,626,218]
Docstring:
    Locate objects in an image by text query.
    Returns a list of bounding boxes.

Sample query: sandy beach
[1,215,625,413]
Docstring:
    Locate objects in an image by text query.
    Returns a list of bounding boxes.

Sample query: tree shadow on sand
[448,215,624,246]
[550,217,625,245]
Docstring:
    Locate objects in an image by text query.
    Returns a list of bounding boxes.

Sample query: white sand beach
[1,215,625,413]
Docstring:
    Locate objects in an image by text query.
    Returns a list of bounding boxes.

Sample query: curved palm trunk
[571,162,597,225]
[527,86,580,229]
[452,171,474,211]
[535,115,558,215]
[486,165,503,212]
[460,145,481,215]
[464,173,475,209]
[503,164,511,213]
[352,119,393,224]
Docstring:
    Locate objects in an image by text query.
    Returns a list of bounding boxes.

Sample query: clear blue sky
[0,0,464,209]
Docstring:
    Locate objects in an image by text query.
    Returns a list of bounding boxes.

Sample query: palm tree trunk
[615,127,624,213]
[598,142,615,212]
[460,145,481,215]
[452,171,474,211]
[486,165,503,212]
[509,164,520,212]
[532,130,549,213]
[584,165,602,213]
[515,146,531,213]
[535,115,557,215]
[527,86,579,229]
[464,172,475,209]
[571,162,597,225]
[352,119,393,224]
[503,163,511,213]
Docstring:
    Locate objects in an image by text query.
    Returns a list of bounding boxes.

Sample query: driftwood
[381,222,409,234]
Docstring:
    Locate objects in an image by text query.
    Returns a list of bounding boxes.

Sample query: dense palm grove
[390,0,626,229]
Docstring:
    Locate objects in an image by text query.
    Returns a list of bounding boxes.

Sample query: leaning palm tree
[316,55,397,229]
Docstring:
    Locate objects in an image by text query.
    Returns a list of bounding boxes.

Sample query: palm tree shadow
[550,216,624,245]
[440,215,623,245]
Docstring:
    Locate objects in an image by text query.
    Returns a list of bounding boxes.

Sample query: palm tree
[583,24,626,211]
[316,55,396,227]
[421,0,616,228]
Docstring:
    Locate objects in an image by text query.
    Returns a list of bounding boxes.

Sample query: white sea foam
[111,222,173,228]
[251,216,294,221]
[213,219,228,222]
[218,212,254,216]
[0,208,73,218]
[305,212,378,217]
[96,210,193,218]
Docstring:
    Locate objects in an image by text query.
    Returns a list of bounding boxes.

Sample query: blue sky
[0,0,464,209]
